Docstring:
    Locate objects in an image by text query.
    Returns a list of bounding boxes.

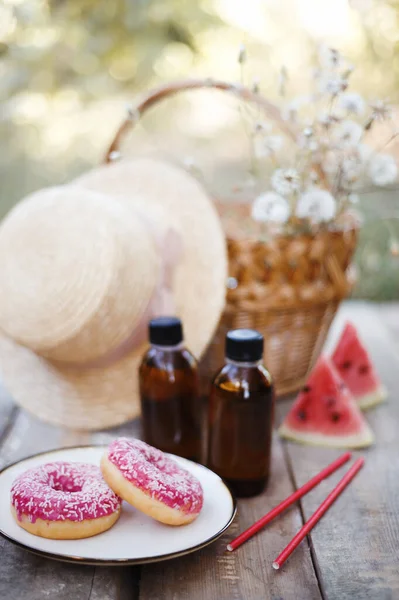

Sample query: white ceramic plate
[0,446,236,565]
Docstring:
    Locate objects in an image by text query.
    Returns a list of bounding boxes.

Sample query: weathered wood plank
[0,382,17,443]
[279,302,399,599]
[0,537,97,600]
[86,566,140,600]
[0,411,142,600]
[139,433,321,600]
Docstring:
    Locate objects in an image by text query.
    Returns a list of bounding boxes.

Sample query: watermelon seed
[302,385,311,393]
[359,365,369,374]
[326,397,336,407]
[341,361,352,369]
[297,410,307,421]
[331,412,341,423]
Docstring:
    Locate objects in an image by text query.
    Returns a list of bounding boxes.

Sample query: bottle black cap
[149,316,183,346]
[225,329,264,362]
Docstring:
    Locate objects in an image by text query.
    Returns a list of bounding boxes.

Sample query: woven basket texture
[199,201,358,396]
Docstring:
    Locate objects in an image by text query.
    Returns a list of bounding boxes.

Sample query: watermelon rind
[279,421,374,449]
[358,385,387,410]
[278,354,376,449]
[331,322,386,411]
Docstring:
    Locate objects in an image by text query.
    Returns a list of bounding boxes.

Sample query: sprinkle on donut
[11,462,121,524]
[104,438,204,519]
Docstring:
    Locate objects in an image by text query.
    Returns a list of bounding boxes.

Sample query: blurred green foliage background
[1,0,399,298]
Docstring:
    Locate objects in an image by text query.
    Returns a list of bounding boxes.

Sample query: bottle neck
[226,357,262,368]
[151,342,185,352]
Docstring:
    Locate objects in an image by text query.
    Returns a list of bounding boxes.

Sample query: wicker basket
[104,78,358,396]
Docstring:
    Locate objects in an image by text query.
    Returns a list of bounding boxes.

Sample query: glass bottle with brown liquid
[139,317,202,462]
[207,329,274,497]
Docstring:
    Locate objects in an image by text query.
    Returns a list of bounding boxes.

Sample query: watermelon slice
[332,322,387,410]
[279,356,374,448]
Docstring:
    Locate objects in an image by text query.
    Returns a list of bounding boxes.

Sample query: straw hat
[0,158,227,429]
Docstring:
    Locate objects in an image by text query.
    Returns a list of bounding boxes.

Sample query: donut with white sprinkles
[101,438,203,526]
[10,461,122,539]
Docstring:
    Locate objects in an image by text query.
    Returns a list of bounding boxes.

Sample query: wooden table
[1,301,398,600]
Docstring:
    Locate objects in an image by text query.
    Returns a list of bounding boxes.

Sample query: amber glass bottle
[139,317,202,462]
[207,329,274,497]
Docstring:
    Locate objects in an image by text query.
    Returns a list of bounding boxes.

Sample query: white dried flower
[341,155,363,184]
[369,154,398,186]
[348,193,359,204]
[323,144,366,182]
[282,96,312,123]
[238,44,247,64]
[322,150,340,176]
[318,112,341,129]
[296,188,336,222]
[251,192,290,223]
[342,65,355,79]
[338,93,365,115]
[252,77,260,94]
[254,135,284,158]
[301,139,319,152]
[254,121,272,134]
[319,76,348,96]
[298,128,319,151]
[334,120,363,147]
[370,99,392,121]
[278,66,288,96]
[271,168,301,195]
[318,45,343,70]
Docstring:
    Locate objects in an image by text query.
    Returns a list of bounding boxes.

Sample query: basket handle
[103,77,330,189]
[103,78,297,163]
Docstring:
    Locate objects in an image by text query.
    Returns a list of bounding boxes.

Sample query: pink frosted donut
[10,461,122,539]
[101,438,203,526]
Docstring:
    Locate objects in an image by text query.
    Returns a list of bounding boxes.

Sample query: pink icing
[10,462,121,524]
[107,438,203,515]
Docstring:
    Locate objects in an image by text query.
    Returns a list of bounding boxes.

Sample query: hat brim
[0,158,227,429]
[0,333,145,429]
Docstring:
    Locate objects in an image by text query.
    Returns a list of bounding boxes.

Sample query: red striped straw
[226,451,352,552]
[272,457,364,570]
